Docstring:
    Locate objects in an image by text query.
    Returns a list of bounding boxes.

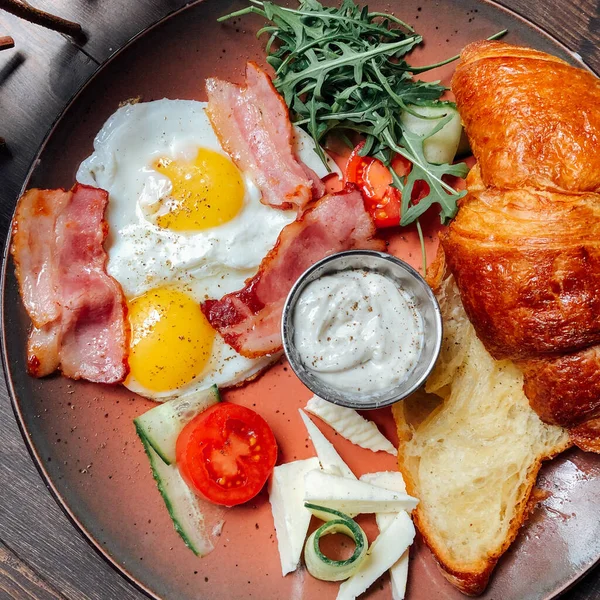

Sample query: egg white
[76,99,299,400]
[77,99,297,301]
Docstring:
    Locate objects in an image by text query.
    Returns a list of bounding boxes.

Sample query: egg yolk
[126,288,215,393]
[153,148,244,231]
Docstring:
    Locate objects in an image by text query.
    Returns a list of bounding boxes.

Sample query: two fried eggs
[77,99,327,401]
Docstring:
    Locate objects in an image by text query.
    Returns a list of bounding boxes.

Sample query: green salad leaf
[220,0,505,233]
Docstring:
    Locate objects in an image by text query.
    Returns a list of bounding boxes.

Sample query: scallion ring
[304,503,368,581]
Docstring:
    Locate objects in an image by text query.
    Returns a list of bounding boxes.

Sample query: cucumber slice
[455,128,471,158]
[136,425,214,556]
[304,503,368,582]
[400,103,463,165]
[134,385,221,465]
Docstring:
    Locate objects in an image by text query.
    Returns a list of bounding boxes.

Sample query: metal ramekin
[281,250,443,410]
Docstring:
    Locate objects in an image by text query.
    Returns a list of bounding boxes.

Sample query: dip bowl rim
[281,250,443,410]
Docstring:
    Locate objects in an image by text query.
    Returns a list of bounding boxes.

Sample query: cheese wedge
[304,470,418,514]
[360,472,410,600]
[270,457,321,575]
[306,396,396,455]
[299,409,356,479]
[337,511,415,600]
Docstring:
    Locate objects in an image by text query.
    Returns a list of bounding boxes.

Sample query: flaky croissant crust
[443,178,600,361]
[453,40,600,194]
[444,41,600,437]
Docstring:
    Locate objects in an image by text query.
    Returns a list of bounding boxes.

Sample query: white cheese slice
[304,470,418,514]
[336,511,416,600]
[269,457,321,576]
[360,471,407,494]
[389,551,410,600]
[299,409,356,479]
[305,395,397,455]
[360,472,410,600]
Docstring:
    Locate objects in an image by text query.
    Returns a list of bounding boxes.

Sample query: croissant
[442,41,600,450]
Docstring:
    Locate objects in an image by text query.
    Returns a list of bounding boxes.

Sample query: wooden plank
[31,0,600,71]
[565,569,600,600]
[16,0,191,62]
[0,10,96,235]
[0,7,145,600]
[498,0,600,71]
[0,539,66,600]
[0,0,83,40]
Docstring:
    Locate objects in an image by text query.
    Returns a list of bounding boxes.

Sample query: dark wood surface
[0,1,598,599]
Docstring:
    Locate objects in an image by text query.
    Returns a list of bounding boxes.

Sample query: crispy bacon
[206,62,325,212]
[11,184,129,383]
[202,186,385,358]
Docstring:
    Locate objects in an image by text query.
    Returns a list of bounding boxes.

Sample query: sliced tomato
[176,402,278,507]
[345,141,401,228]
[345,142,430,228]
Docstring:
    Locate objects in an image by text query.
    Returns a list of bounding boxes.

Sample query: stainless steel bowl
[281,250,443,409]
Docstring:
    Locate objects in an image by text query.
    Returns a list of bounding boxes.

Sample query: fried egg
[77,99,326,400]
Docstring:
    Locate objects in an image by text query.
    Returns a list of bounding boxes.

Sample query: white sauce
[293,270,423,395]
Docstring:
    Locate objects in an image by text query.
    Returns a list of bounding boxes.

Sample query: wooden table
[0,1,598,598]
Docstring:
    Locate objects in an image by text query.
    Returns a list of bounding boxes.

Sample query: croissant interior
[393,270,570,595]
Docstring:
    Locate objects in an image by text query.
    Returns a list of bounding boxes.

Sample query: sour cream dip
[292,269,423,394]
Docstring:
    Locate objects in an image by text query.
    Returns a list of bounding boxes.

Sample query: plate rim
[1,1,598,598]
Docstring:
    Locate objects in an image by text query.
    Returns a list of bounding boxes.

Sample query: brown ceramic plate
[2,1,600,598]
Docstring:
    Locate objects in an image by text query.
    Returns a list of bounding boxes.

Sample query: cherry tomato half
[345,141,401,228]
[176,402,278,507]
[345,142,430,228]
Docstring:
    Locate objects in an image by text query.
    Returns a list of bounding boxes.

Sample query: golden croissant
[442,40,600,451]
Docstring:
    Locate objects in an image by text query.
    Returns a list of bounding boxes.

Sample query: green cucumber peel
[136,424,209,556]
[303,503,368,581]
[133,385,221,465]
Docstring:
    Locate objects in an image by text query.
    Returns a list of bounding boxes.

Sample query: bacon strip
[202,186,385,358]
[11,184,129,383]
[206,62,325,212]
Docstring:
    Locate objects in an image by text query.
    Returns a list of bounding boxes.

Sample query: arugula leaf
[398,130,468,225]
[220,0,504,230]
